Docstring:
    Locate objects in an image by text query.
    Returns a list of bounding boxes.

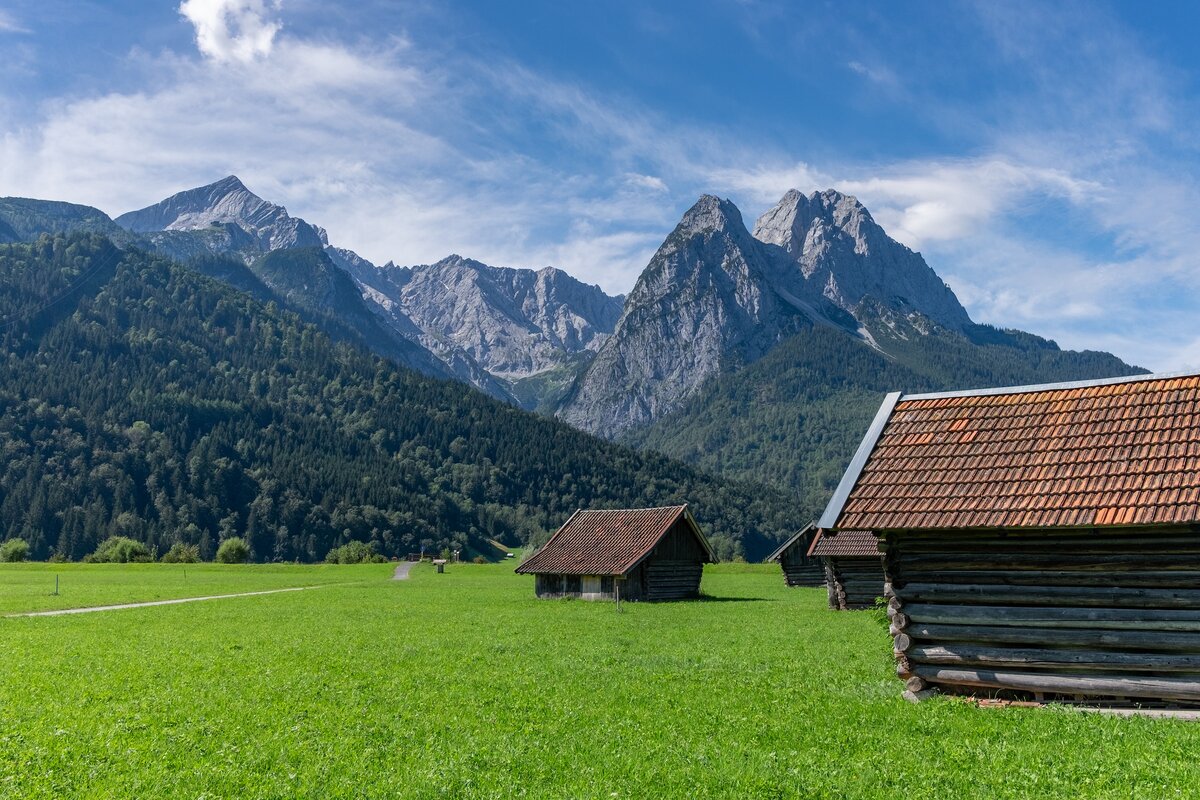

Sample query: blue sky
[3,1,1200,369]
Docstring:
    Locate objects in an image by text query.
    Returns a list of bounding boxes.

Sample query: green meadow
[2,562,1199,799]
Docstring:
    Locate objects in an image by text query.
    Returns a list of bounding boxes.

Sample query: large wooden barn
[515,505,716,601]
[806,528,885,610]
[764,523,825,587]
[820,371,1200,709]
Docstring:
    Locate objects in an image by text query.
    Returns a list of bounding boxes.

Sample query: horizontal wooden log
[895,583,1200,609]
[913,666,1200,702]
[894,570,1200,588]
[904,604,1200,631]
[895,553,1200,572]
[905,622,1200,652]
[894,536,1200,552]
[907,643,1200,673]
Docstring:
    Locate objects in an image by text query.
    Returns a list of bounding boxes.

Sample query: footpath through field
[5,585,321,618]
[392,561,416,580]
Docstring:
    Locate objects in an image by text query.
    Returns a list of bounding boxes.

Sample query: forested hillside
[0,235,801,562]
[626,321,1141,521]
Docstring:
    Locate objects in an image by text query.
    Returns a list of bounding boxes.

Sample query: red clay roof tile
[833,373,1200,531]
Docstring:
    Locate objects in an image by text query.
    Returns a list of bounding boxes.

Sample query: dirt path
[392,561,417,580]
[6,585,321,618]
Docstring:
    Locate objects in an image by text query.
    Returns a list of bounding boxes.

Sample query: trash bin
[433,558,447,574]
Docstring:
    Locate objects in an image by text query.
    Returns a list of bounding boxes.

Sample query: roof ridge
[900,369,1185,402]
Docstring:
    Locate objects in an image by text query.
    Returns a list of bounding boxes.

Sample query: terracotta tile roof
[808,529,880,557]
[830,372,1200,531]
[515,505,715,576]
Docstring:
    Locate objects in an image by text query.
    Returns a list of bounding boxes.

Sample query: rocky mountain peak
[115,176,324,252]
[676,194,745,236]
[753,188,971,330]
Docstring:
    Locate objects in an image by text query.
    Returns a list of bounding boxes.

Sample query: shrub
[0,538,29,562]
[86,536,153,563]
[472,555,487,564]
[325,540,387,564]
[160,542,200,563]
[215,537,250,564]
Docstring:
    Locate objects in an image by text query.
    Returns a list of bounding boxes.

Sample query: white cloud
[847,60,897,88]
[178,0,281,63]
[624,173,669,193]
[0,10,29,34]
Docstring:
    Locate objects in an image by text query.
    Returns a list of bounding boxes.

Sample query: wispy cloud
[0,9,30,34]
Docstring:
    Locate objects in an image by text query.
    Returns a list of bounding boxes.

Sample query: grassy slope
[0,563,381,615]
[2,564,1197,798]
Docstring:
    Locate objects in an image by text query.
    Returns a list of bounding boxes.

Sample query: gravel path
[392,561,417,580]
[6,585,320,618]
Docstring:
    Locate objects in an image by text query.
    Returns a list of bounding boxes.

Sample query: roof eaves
[619,505,709,575]
[818,392,901,529]
[765,522,815,563]
[514,507,582,574]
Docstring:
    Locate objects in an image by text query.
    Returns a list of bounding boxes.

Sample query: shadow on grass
[692,595,774,603]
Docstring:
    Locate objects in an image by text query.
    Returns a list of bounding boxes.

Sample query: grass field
[0,562,379,615]
[3,562,1200,798]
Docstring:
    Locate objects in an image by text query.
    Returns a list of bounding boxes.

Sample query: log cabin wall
[778,544,825,587]
[885,527,1200,707]
[824,556,886,610]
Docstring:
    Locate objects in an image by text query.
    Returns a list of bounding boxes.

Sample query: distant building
[806,528,884,610]
[822,371,1200,708]
[515,505,716,601]
[764,523,825,587]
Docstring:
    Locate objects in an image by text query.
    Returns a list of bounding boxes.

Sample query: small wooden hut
[806,528,884,609]
[515,505,716,601]
[764,523,825,587]
[820,371,1200,708]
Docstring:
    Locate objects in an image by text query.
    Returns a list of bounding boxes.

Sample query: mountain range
[0,177,1142,537]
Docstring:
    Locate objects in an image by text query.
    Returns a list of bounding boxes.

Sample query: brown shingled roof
[808,529,880,557]
[829,372,1200,532]
[515,505,716,576]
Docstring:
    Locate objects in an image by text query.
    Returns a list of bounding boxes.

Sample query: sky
[2,1,1200,370]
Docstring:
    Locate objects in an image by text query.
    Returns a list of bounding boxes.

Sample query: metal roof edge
[817,392,901,529]
[764,522,815,563]
[899,368,1189,402]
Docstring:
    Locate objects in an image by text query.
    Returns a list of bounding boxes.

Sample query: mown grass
[2,562,1199,798]
[0,562,380,614]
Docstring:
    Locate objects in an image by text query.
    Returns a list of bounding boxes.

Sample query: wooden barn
[764,523,825,587]
[515,505,716,601]
[807,528,885,610]
[819,371,1200,708]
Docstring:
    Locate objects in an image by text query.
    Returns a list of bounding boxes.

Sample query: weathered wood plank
[913,666,1200,702]
[903,603,1200,631]
[905,622,1200,652]
[895,583,1200,609]
[894,570,1200,588]
[907,643,1200,673]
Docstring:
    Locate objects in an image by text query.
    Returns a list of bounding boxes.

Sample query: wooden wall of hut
[778,547,825,588]
[885,528,1200,707]
[824,556,885,610]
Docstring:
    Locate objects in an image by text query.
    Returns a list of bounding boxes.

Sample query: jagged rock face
[559,195,806,438]
[753,189,971,331]
[337,251,623,410]
[561,190,980,438]
[115,176,324,252]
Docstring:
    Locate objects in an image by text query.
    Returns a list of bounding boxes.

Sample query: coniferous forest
[0,234,801,562]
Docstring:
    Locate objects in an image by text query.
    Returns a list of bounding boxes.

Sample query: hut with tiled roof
[516,505,716,601]
[820,371,1200,708]
[805,528,884,610]
[764,523,825,588]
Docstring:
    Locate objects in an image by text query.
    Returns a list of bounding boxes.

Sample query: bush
[86,536,153,563]
[160,542,200,563]
[325,540,387,564]
[0,538,29,562]
[215,537,250,564]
